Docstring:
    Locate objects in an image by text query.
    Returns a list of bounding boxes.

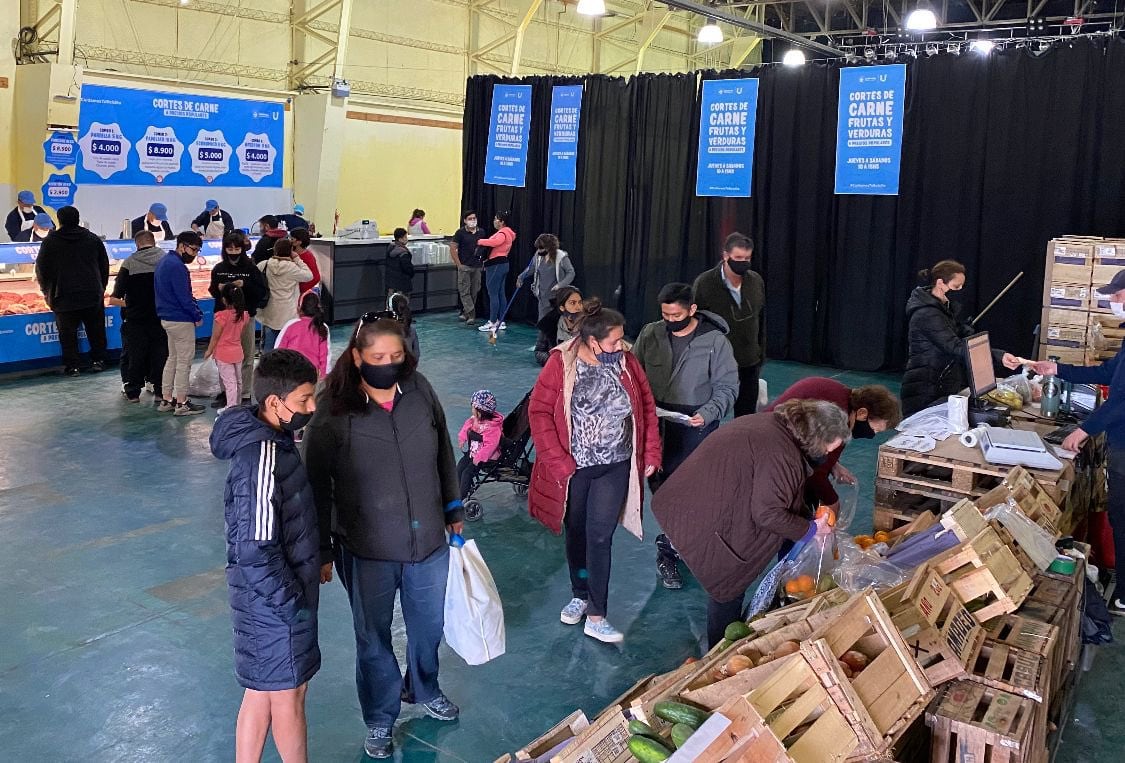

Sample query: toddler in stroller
[457,390,535,521]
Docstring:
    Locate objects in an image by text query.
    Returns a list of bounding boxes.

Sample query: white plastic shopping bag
[188,359,222,398]
[444,537,506,665]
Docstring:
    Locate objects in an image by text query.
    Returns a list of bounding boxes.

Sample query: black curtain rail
[461,39,1125,372]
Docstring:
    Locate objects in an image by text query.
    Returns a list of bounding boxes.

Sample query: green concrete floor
[0,313,1121,762]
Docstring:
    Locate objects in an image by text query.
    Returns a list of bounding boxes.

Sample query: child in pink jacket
[275,292,331,378]
[457,389,505,498]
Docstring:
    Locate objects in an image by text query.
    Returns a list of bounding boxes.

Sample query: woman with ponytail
[276,291,331,378]
[303,315,462,759]
[527,297,662,644]
[902,260,1019,416]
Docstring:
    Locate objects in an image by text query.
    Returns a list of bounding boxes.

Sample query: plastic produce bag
[831,477,859,533]
[832,535,912,593]
[983,498,1058,571]
[777,533,838,602]
[188,359,221,398]
[444,535,506,665]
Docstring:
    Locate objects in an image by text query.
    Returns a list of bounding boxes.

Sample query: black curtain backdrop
[461,38,1125,371]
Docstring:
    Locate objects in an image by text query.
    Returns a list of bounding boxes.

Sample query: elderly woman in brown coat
[651,399,851,647]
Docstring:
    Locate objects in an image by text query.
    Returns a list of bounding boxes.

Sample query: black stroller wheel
[512,483,529,497]
[464,499,484,522]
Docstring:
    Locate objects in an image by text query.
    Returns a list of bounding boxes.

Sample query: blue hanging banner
[545,85,583,191]
[484,84,533,187]
[43,131,79,170]
[695,78,759,197]
[75,84,284,187]
[834,64,907,195]
[41,173,77,209]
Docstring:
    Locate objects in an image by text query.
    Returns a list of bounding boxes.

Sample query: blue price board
[546,85,583,191]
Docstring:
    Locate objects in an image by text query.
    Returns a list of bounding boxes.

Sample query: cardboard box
[1044,283,1091,310]
[1037,344,1090,365]
[551,709,632,763]
[1040,307,1088,349]
[1093,240,1125,265]
[494,710,590,763]
[1043,239,1094,297]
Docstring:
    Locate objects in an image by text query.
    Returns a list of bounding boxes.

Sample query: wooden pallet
[877,443,1068,505]
[927,681,1047,763]
[912,527,1034,624]
[799,590,935,757]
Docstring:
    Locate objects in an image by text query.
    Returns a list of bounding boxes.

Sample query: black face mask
[665,316,692,333]
[277,401,312,432]
[806,453,828,467]
[852,418,877,440]
[727,259,752,276]
[225,251,242,262]
[180,253,196,265]
[360,361,402,390]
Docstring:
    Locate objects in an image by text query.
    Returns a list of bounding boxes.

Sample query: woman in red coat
[528,298,662,644]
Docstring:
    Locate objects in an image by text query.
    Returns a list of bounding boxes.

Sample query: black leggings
[564,460,631,618]
[457,454,481,498]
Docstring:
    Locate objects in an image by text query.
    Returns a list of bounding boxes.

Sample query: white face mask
[1110,301,1125,319]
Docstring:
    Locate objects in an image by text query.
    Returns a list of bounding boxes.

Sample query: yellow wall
[0,9,18,189]
[336,109,463,236]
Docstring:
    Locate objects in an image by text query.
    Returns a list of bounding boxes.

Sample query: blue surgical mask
[593,340,623,366]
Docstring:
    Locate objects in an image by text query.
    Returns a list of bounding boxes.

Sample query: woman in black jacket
[533,286,582,365]
[303,316,462,760]
[902,260,1019,416]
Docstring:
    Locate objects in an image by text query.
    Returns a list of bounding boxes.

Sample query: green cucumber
[628,719,662,741]
[670,722,695,749]
[724,621,752,641]
[653,700,711,730]
[628,734,672,762]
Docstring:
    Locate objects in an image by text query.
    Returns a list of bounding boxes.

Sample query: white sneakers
[477,321,507,332]
[559,598,624,643]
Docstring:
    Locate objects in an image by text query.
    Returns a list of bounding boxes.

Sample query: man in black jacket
[109,231,168,402]
[385,227,415,302]
[692,232,766,416]
[35,206,110,376]
[252,215,288,264]
[130,202,175,241]
[210,231,269,404]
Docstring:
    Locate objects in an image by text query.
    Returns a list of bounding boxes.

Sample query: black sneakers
[656,534,683,589]
[174,401,205,416]
[90,361,105,373]
[212,392,227,409]
[422,693,460,722]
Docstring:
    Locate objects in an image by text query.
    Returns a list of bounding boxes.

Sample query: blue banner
[41,173,77,209]
[484,84,532,187]
[546,85,583,191]
[835,65,907,195]
[696,79,759,197]
[43,131,78,169]
[76,84,284,187]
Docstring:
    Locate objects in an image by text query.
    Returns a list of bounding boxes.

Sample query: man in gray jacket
[632,282,739,589]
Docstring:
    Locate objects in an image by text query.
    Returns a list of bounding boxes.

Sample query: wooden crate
[990,521,1051,577]
[1039,343,1093,365]
[968,642,1051,703]
[1042,240,1094,298]
[798,590,935,757]
[974,466,1063,536]
[926,681,1046,763]
[912,528,1034,623]
[594,673,657,720]
[985,614,1060,662]
[1040,307,1089,349]
[747,587,849,636]
[1093,240,1125,266]
[495,710,590,763]
[671,677,859,763]
[886,508,940,548]
[551,708,632,763]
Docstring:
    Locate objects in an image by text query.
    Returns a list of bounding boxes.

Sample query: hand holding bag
[443,534,506,665]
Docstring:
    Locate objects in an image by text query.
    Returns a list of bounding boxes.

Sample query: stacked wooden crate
[1040,236,1125,364]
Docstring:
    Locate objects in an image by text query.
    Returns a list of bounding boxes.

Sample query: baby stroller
[463,392,534,522]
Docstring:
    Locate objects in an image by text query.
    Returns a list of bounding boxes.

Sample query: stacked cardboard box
[1040,236,1125,364]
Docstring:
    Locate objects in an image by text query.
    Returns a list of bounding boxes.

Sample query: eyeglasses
[186,244,202,254]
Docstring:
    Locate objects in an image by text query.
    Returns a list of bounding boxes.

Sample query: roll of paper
[948,395,970,434]
[959,425,989,449]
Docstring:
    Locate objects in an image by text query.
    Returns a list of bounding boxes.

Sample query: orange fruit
[785,579,802,595]
[815,506,837,527]
[796,575,815,592]
[874,531,891,544]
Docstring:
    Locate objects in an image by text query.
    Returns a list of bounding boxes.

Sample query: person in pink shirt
[476,211,516,332]
[204,284,251,412]
[290,228,321,296]
[456,389,505,498]
[276,292,331,378]
[408,209,431,235]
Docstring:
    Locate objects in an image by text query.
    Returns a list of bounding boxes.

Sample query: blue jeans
[485,261,509,323]
[336,544,449,729]
[261,326,280,353]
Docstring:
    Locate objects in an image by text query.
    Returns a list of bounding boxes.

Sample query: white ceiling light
[970,39,995,54]
[782,49,806,66]
[576,0,606,16]
[698,21,724,44]
[905,8,938,31]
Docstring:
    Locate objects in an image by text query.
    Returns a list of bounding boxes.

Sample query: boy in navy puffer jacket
[209,349,321,762]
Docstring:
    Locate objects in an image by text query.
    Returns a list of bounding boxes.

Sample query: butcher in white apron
[5,190,46,242]
[191,199,232,239]
[130,202,173,242]
[14,213,55,243]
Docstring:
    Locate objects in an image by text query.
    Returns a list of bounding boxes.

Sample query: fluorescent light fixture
[782,49,806,66]
[905,8,937,31]
[698,21,724,44]
[970,39,995,53]
[576,0,606,16]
